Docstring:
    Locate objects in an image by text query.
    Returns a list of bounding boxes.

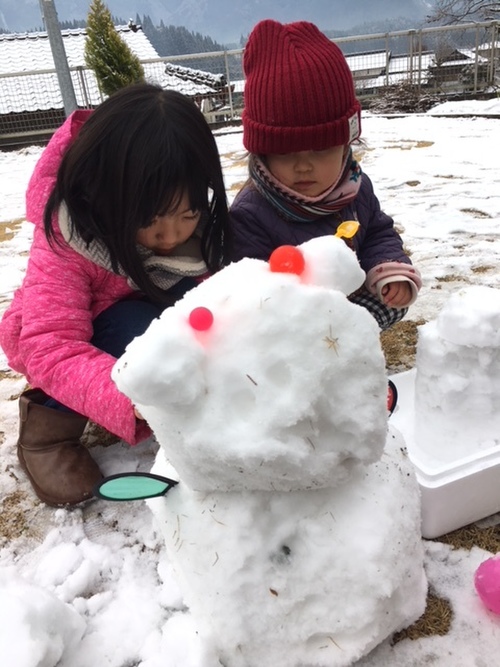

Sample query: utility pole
[39,0,77,115]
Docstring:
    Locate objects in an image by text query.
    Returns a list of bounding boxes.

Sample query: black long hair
[44,83,231,302]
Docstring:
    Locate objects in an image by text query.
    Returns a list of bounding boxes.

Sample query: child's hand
[381,280,412,308]
[134,407,144,420]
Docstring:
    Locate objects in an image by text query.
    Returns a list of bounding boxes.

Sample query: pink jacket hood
[0,111,150,445]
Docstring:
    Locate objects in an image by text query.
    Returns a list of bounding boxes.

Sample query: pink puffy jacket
[0,110,151,444]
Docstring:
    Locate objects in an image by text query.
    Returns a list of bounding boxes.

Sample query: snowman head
[112,234,388,493]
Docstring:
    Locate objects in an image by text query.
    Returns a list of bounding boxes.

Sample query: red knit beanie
[242,20,361,154]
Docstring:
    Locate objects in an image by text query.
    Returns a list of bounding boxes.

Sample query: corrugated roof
[345,51,387,74]
[0,26,218,114]
[388,53,435,74]
[359,70,432,90]
[477,41,500,50]
[0,26,158,73]
[144,62,218,97]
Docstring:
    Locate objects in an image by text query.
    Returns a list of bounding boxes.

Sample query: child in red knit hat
[230,19,421,330]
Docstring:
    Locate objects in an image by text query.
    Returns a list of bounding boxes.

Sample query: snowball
[0,570,85,667]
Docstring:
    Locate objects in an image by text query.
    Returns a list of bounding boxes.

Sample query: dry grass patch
[82,421,121,448]
[433,522,500,553]
[380,318,425,372]
[0,490,32,541]
[385,140,435,150]
[436,274,468,283]
[393,590,453,644]
[225,154,248,169]
[460,208,492,219]
[392,521,500,642]
[472,265,495,274]
[228,180,249,196]
[0,218,24,243]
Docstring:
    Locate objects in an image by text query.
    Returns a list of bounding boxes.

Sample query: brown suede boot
[17,388,103,507]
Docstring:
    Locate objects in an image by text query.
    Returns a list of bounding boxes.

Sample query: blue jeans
[45,277,199,412]
[44,299,165,412]
[90,299,163,358]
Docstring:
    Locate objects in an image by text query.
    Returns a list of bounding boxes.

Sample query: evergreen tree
[139,15,225,57]
[84,0,144,97]
[59,19,87,30]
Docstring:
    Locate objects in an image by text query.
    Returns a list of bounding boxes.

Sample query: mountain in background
[0,0,433,45]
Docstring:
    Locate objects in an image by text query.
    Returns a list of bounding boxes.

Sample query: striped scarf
[58,203,208,292]
[249,149,362,223]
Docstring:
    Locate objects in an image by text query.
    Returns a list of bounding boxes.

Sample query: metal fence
[0,20,498,147]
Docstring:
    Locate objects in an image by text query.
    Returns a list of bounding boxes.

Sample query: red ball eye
[269,245,305,275]
[188,307,214,331]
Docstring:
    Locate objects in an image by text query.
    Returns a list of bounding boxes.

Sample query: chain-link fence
[0,21,498,147]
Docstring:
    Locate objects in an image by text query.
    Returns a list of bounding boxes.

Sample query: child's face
[136,192,201,255]
[266,146,345,198]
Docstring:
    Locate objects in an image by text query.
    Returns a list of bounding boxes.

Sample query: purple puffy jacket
[230,173,412,274]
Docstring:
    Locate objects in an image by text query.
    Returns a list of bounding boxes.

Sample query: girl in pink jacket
[0,83,231,507]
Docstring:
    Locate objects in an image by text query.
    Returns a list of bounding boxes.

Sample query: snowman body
[113,236,427,667]
[415,285,500,463]
[148,430,425,667]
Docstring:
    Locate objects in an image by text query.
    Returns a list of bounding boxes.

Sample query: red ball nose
[269,245,305,275]
[188,307,214,331]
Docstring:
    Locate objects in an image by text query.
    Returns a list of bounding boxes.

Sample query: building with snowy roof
[428,48,491,91]
[474,40,500,61]
[344,45,493,97]
[0,25,233,146]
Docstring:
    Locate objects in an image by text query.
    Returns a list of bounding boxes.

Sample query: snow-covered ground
[1,99,500,667]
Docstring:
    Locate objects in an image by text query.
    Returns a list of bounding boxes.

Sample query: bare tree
[427,0,500,24]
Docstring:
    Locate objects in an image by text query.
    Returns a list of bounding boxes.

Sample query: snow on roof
[345,50,388,73]
[232,79,245,93]
[432,48,489,68]
[0,26,158,73]
[144,61,218,97]
[358,70,431,90]
[454,48,489,62]
[164,63,226,88]
[476,41,500,50]
[435,55,489,69]
[388,52,435,73]
[0,26,218,114]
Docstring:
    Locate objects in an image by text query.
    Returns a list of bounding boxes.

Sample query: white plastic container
[389,369,500,539]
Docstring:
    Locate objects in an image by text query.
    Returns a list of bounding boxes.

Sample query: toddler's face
[136,191,201,256]
[266,146,345,198]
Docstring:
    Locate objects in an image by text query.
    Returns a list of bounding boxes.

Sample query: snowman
[108,229,427,667]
